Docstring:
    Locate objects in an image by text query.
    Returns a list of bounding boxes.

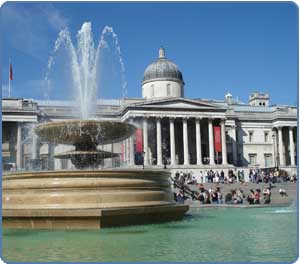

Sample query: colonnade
[12,121,297,170]
[127,117,228,167]
[275,126,296,166]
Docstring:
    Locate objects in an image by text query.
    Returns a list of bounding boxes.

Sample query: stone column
[289,127,295,166]
[221,120,227,165]
[156,117,162,166]
[278,127,284,166]
[31,134,40,160]
[183,118,189,165]
[111,143,114,168]
[195,118,202,165]
[48,143,55,170]
[129,136,135,166]
[16,122,23,170]
[124,139,127,164]
[169,118,176,166]
[208,119,215,165]
[122,141,125,164]
[272,131,277,167]
[126,138,130,164]
[231,126,237,165]
[143,118,149,166]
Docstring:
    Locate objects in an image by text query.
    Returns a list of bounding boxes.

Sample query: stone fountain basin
[2,169,189,229]
[34,120,136,146]
[53,150,119,159]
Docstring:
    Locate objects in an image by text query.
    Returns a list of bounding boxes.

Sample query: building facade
[2,48,297,176]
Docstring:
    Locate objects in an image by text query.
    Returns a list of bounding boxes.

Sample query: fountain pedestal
[2,120,189,229]
[3,169,189,229]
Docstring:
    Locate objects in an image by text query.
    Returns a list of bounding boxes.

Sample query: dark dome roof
[142,48,184,84]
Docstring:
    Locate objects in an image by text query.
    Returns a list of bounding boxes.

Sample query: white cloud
[39,4,68,31]
[1,3,68,60]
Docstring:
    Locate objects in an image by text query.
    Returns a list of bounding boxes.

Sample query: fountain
[36,120,134,169]
[2,23,189,229]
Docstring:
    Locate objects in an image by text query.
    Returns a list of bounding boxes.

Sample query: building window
[150,84,154,97]
[166,84,171,96]
[264,132,269,142]
[264,154,272,168]
[249,154,257,165]
[249,131,254,142]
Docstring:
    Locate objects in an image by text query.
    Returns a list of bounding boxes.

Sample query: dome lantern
[159,47,165,59]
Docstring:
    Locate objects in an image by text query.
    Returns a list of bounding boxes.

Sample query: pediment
[129,97,226,111]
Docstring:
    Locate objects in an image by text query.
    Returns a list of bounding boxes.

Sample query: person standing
[217,187,223,204]
[200,171,204,183]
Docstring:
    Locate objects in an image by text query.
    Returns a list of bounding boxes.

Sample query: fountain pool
[2,206,297,262]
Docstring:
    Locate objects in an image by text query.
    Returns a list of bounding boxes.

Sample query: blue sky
[1,2,298,105]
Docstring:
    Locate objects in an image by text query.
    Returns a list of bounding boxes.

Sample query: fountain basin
[2,169,189,229]
[35,120,136,169]
[34,120,137,146]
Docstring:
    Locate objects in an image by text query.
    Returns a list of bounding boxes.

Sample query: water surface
[2,207,297,262]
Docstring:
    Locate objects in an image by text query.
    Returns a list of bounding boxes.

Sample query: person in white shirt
[199,171,204,183]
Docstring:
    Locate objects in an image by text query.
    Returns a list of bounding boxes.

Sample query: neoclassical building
[2,48,297,177]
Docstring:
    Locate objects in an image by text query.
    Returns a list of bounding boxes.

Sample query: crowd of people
[173,168,297,186]
[172,168,294,206]
[173,169,247,185]
[174,185,223,204]
[175,185,272,205]
[249,168,297,184]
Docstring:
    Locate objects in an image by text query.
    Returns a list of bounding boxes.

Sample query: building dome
[142,48,184,85]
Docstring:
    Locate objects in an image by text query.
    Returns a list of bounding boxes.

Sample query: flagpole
[8,58,11,98]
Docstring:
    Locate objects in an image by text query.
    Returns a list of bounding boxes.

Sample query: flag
[9,63,13,80]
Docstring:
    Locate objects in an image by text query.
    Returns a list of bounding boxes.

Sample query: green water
[2,207,297,262]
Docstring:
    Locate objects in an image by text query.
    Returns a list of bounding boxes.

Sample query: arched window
[167,84,171,96]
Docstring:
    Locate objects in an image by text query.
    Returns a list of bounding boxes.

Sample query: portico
[121,97,230,168]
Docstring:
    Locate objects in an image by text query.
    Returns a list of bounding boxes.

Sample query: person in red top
[254,189,261,204]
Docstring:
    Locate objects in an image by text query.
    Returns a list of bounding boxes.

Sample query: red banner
[213,126,222,153]
[135,128,143,153]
